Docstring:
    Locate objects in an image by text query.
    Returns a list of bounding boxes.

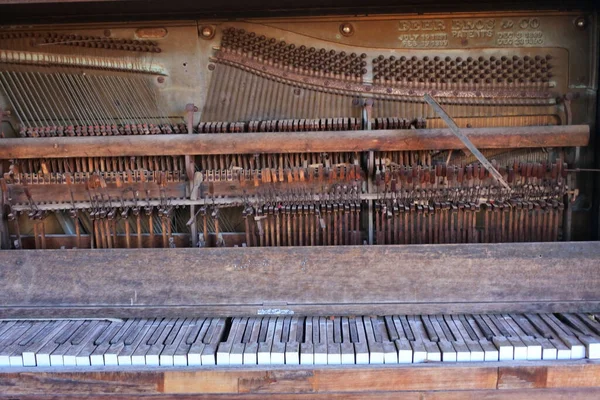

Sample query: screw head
[201,26,215,39]
[575,16,587,29]
[157,76,165,83]
[340,23,354,36]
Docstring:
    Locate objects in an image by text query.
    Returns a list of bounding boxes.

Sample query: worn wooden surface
[0,241,599,318]
[0,125,589,159]
[0,361,599,398]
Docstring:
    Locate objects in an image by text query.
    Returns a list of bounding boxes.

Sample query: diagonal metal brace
[424,93,511,191]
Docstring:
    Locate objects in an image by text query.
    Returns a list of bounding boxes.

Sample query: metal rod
[424,93,511,190]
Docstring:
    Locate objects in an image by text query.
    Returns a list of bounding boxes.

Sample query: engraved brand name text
[398,20,445,31]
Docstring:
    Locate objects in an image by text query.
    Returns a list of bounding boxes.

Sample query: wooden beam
[0,241,599,318]
[0,125,589,159]
[0,361,599,397]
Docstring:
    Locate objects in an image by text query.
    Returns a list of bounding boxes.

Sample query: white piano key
[87,321,125,366]
[160,318,189,366]
[510,314,556,361]
[467,315,498,362]
[340,317,354,365]
[480,314,514,361]
[313,317,328,365]
[429,317,456,363]
[560,314,600,359]
[300,317,314,365]
[363,317,384,364]
[391,317,413,363]
[257,317,276,365]
[409,316,440,362]
[352,317,369,365]
[63,321,109,366]
[22,321,69,367]
[145,319,176,366]
[244,318,262,365]
[539,314,586,360]
[217,317,242,366]
[117,319,155,366]
[11,321,52,367]
[285,317,301,365]
[76,321,117,367]
[374,317,397,364]
[187,318,212,366]
[229,317,249,366]
[172,318,203,366]
[47,320,87,367]
[201,318,227,365]
[451,316,485,362]
[0,321,35,366]
[502,315,541,361]
[326,318,341,365]
[270,317,286,365]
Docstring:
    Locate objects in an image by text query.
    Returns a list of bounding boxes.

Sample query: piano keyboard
[1,313,599,368]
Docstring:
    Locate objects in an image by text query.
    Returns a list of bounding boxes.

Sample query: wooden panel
[5,390,600,400]
[0,241,599,318]
[1,362,599,397]
[0,125,589,159]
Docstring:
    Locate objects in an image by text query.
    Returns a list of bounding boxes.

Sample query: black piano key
[384,316,399,341]
[458,315,479,341]
[185,318,206,345]
[399,315,415,341]
[164,318,186,347]
[15,321,49,347]
[473,314,494,340]
[109,319,137,345]
[146,318,169,346]
[421,315,439,342]
[94,320,124,345]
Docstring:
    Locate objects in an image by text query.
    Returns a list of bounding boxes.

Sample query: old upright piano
[0,0,599,398]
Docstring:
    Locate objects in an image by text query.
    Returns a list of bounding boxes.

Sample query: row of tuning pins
[375,198,564,245]
[242,201,362,247]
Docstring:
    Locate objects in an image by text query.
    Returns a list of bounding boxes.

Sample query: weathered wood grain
[0,125,589,159]
[1,362,599,397]
[5,390,600,400]
[0,242,599,318]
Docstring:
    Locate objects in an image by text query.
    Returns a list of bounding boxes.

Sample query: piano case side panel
[0,241,599,318]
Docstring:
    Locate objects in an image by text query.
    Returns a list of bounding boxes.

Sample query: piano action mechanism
[0,4,599,398]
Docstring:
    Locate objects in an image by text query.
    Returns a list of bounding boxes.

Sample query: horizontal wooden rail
[0,125,589,159]
[2,362,600,397]
[0,241,599,318]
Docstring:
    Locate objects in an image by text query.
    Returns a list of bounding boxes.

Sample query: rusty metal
[0,12,595,250]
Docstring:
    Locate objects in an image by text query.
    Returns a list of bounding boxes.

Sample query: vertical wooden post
[186,104,199,248]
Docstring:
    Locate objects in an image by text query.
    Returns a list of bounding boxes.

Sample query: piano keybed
[1,313,599,368]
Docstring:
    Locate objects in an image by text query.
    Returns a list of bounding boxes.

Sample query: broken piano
[0,3,600,398]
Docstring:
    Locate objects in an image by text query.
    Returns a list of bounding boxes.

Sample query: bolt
[201,26,215,39]
[575,17,587,30]
[340,23,354,36]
